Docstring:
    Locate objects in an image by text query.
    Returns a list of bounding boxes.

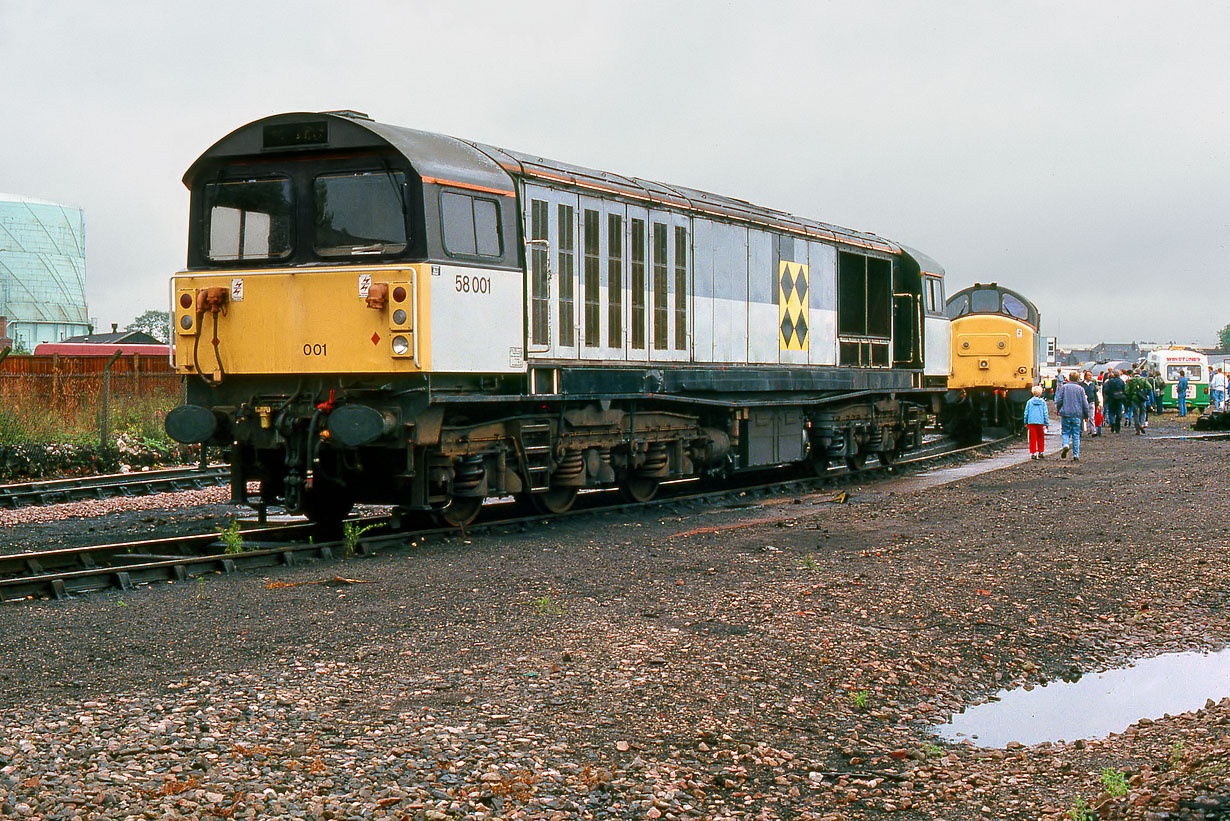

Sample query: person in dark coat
[1102,370,1127,433]
[1150,369,1165,415]
[1126,369,1152,434]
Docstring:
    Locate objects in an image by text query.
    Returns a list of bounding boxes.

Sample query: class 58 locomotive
[165,111,950,527]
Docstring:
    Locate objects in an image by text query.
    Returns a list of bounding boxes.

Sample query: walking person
[1024,385,1049,459]
[1126,368,1152,435]
[1055,369,1091,461]
[1103,369,1127,433]
[1123,369,1138,430]
[1082,371,1101,436]
[1150,369,1165,418]
[1177,370,1189,417]
[1212,368,1228,412]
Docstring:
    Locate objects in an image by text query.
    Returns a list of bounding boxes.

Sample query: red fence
[1,354,180,405]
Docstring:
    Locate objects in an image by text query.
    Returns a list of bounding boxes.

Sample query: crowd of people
[1025,365,1213,461]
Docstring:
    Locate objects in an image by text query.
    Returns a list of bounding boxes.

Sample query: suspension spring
[453,455,486,494]
[552,450,585,486]
[639,442,670,476]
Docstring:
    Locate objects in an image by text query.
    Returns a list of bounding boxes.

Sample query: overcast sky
[2,0,1226,347]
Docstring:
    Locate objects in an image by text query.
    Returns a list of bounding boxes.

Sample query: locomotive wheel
[620,476,659,503]
[436,496,483,528]
[877,448,899,467]
[805,451,830,476]
[845,452,867,471]
[259,476,283,505]
[301,482,355,528]
[534,486,579,514]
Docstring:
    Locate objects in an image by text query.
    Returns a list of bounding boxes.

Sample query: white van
[1145,349,1209,409]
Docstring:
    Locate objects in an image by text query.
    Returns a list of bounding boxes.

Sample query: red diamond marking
[371,332,381,345]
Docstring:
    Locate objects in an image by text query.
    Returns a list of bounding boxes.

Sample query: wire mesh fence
[0,355,181,446]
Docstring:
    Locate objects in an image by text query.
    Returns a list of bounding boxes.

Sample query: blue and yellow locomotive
[165,111,950,525]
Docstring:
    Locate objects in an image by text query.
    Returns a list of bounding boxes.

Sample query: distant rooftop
[63,330,160,345]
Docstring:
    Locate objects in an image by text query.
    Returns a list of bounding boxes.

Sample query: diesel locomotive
[165,110,950,525]
[944,282,1041,440]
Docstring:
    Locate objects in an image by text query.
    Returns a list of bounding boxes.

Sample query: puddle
[1147,433,1230,441]
[934,648,1230,747]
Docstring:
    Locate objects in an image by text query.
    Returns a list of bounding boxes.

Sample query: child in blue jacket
[1023,385,1049,459]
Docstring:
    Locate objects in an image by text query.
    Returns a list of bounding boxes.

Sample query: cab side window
[441,191,502,258]
[924,277,944,314]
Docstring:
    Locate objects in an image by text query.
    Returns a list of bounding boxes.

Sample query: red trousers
[1027,424,1046,454]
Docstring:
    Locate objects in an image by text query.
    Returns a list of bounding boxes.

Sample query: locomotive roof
[945,281,1040,328]
[947,282,1036,311]
[186,111,906,255]
[183,111,515,196]
[897,245,945,277]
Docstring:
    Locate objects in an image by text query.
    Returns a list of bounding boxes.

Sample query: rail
[0,465,230,509]
[0,434,1017,603]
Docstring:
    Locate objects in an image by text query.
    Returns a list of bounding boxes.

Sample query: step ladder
[518,421,554,492]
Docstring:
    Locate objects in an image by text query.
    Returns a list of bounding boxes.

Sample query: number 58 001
[455,275,491,294]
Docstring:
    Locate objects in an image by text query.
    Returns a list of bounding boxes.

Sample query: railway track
[0,434,1015,603]
[0,465,229,509]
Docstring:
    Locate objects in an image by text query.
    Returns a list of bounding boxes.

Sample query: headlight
[392,309,407,325]
[180,315,194,330]
[391,335,410,355]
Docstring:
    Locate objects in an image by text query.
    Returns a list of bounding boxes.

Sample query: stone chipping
[0,414,1228,819]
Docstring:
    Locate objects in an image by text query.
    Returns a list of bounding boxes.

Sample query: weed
[218,521,246,554]
[850,689,869,710]
[1100,767,1129,797]
[111,397,177,446]
[0,382,179,447]
[341,520,380,557]
[1070,797,1093,821]
[1169,740,1185,767]
[923,742,943,759]
[1198,760,1230,779]
[116,599,127,608]
[531,595,564,617]
[799,555,818,570]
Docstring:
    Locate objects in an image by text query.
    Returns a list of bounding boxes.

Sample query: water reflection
[934,648,1230,747]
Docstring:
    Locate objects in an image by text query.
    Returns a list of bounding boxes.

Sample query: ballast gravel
[0,486,232,528]
[0,669,697,820]
[1,414,1230,819]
